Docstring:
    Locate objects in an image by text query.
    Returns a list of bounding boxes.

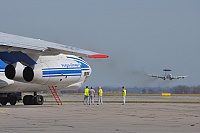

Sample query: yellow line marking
[0,110,5,113]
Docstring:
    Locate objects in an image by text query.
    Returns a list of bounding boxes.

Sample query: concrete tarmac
[0,101,200,133]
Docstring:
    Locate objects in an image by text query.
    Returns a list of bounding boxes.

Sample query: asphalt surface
[0,96,200,133]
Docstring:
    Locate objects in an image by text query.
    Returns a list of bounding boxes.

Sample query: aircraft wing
[151,75,159,78]
[148,74,166,79]
[0,32,108,65]
[173,76,188,79]
[149,74,161,78]
[157,76,166,79]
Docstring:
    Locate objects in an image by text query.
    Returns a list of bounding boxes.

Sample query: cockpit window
[84,72,90,76]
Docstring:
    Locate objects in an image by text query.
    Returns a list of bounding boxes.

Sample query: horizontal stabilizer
[86,54,109,58]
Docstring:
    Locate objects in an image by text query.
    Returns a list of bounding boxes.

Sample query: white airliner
[0,32,108,105]
[149,69,188,80]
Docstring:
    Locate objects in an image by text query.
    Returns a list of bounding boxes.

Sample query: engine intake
[23,66,34,82]
[5,64,16,79]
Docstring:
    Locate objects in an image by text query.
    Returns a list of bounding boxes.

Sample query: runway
[0,97,200,133]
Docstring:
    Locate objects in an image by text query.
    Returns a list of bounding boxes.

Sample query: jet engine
[5,59,82,85]
[5,62,25,82]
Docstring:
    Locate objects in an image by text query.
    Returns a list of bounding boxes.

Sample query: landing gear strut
[23,92,44,105]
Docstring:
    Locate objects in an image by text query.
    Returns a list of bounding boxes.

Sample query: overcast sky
[0,0,200,87]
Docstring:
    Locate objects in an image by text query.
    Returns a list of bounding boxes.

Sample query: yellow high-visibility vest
[122,89,126,96]
[99,88,103,96]
[84,88,89,96]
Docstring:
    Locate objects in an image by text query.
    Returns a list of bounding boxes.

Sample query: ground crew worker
[122,86,126,105]
[97,86,103,105]
[83,86,89,105]
[89,87,95,105]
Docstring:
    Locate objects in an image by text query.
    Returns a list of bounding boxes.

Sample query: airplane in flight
[149,69,188,80]
[0,32,108,106]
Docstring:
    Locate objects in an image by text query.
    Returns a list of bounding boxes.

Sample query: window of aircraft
[84,72,90,76]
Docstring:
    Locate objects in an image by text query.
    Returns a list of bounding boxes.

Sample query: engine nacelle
[5,62,25,82]
[23,60,82,85]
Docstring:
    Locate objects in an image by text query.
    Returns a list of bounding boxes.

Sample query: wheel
[9,96,17,105]
[34,95,44,105]
[23,95,34,105]
[0,99,7,105]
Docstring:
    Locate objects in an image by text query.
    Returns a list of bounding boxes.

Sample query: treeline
[60,85,200,94]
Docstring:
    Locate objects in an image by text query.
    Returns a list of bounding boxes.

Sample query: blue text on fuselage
[61,63,81,68]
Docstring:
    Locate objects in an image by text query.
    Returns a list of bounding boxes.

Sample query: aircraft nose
[88,65,92,76]
[83,64,92,77]
[66,55,92,77]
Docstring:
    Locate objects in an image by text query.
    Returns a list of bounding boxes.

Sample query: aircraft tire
[0,99,7,105]
[23,95,34,105]
[9,96,17,105]
[34,95,44,105]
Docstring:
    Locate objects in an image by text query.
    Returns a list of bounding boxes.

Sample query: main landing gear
[0,93,21,105]
[23,92,44,105]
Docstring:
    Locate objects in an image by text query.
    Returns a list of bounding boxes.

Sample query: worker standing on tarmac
[83,86,89,105]
[97,86,103,105]
[122,86,127,105]
[89,87,95,105]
